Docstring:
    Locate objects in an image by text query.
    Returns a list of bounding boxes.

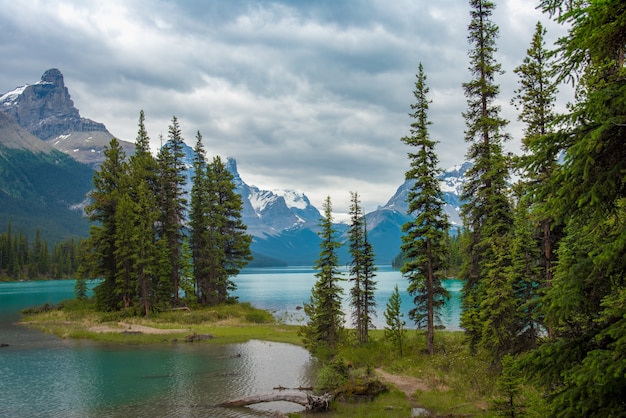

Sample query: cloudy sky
[0,0,571,217]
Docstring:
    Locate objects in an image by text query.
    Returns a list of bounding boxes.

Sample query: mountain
[0,68,134,167]
[177,142,323,266]
[0,111,93,241]
[1,69,469,266]
[179,142,468,266]
[350,162,470,264]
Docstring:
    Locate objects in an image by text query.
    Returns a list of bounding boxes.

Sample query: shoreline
[19,301,305,346]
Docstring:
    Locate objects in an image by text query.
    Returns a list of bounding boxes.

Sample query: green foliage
[77,113,251,315]
[460,0,513,358]
[384,284,406,358]
[301,196,345,358]
[400,62,451,355]
[515,2,626,416]
[0,224,84,281]
[491,354,525,417]
[157,116,188,305]
[315,358,350,393]
[347,191,377,345]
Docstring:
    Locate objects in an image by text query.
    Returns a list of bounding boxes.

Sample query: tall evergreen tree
[460,0,513,356]
[512,23,560,334]
[127,111,160,315]
[157,116,187,305]
[520,2,626,415]
[301,196,345,357]
[347,191,377,345]
[400,63,450,355]
[204,156,252,305]
[189,131,211,304]
[85,138,128,310]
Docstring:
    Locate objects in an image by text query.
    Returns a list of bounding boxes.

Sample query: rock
[0,68,134,167]
[412,407,431,416]
[0,343,9,348]
[184,333,214,342]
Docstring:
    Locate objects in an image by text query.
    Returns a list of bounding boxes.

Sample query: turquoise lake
[0,267,461,417]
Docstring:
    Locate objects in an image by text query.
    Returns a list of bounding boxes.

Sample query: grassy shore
[20,299,303,346]
[21,300,514,417]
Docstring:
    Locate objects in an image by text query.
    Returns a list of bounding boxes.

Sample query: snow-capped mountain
[380,161,470,226]
[178,139,469,265]
[177,142,321,241]
[0,69,134,167]
[225,157,321,238]
[358,162,470,264]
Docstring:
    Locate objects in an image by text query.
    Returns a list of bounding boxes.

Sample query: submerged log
[220,392,332,412]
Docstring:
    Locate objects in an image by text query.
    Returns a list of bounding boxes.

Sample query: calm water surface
[234,266,462,330]
[0,267,460,417]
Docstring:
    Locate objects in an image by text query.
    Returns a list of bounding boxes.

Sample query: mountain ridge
[1,68,469,265]
[0,68,134,167]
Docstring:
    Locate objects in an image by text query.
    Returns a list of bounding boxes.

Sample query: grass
[20,299,303,346]
[292,329,501,417]
[22,301,523,417]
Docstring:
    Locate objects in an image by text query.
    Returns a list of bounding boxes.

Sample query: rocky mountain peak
[41,68,64,85]
[0,69,134,167]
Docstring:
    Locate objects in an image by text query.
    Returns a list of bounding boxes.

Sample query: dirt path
[375,368,429,400]
[89,322,191,334]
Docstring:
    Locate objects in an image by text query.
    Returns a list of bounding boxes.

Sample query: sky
[0,0,571,218]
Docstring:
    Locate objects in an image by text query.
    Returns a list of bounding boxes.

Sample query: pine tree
[507,190,544,351]
[512,23,560,336]
[400,63,450,355]
[133,179,159,315]
[491,354,525,417]
[85,138,128,310]
[127,111,160,315]
[301,196,344,357]
[460,0,513,355]
[347,191,377,344]
[361,217,377,343]
[519,2,626,415]
[384,284,406,358]
[157,116,187,305]
[204,156,252,305]
[189,131,211,304]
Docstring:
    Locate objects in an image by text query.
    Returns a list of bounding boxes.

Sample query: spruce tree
[189,131,211,304]
[347,191,377,344]
[127,111,160,315]
[384,284,406,358]
[85,138,128,310]
[460,0,512,356]
[512,23,560,330]
[400,63,450,355]
[301,196,344,357]
[205,156,252,304]
[157,116,187,305]
[114,193,139,309]
[519,2,626,415]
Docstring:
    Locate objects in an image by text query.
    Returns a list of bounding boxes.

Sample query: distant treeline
[0,223,82,281]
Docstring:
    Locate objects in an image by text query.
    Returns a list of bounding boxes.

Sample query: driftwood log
[219,392,332,412]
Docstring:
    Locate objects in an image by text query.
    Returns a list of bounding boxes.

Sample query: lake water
[0,267,461,417]
[234,266,461,331]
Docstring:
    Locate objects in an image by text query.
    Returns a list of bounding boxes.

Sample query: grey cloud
[0,0,570,214]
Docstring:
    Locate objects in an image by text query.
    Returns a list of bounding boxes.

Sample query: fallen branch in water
[219,392,331,412]
[273,385,313,391]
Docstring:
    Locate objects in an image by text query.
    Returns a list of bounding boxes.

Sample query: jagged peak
[41,68,64,86]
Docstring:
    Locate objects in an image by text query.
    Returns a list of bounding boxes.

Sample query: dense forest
[73,113,252,314]
[0,224,82,281]
[303,1,626,416]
